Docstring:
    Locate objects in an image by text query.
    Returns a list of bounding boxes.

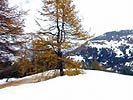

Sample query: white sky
[9,0,133,36]
[75,0,133,36]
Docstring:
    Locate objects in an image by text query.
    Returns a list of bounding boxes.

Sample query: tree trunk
[57,50,64,76]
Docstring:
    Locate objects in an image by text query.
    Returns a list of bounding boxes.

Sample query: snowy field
[0,70,133,100]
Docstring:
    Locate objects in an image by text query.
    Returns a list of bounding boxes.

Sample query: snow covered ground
[0,70,133,100]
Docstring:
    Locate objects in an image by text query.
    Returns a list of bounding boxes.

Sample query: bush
[64,58,82,76]
[92,60,106,71]
[13,58,40,77]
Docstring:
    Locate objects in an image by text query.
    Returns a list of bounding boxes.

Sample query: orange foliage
[92,60,106,71]
[35,0,89,75]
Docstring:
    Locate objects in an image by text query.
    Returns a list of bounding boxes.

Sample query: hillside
[72,30,133,75]
[0,70,133,100]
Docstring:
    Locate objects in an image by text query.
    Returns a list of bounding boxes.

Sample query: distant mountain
[91,30,133,42]
[73,30,133,75]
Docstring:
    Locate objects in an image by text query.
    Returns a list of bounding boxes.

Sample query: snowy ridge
[89,30,132,57]
[71,30,133,75]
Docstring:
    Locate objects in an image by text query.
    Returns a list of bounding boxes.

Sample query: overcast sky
[9,0,133,36]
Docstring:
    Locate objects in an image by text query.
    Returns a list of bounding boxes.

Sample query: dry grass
[0,70,60,89]
[0,69,83,89]
[0,78,36,89]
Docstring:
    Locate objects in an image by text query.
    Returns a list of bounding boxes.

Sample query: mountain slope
[73,30,133,75]
[0,70,133,100]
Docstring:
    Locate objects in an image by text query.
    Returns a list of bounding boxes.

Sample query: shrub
[64,58,82,76]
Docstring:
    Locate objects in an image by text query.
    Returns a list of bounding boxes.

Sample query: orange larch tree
[0,0,24,65]
[36,0,89,76]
